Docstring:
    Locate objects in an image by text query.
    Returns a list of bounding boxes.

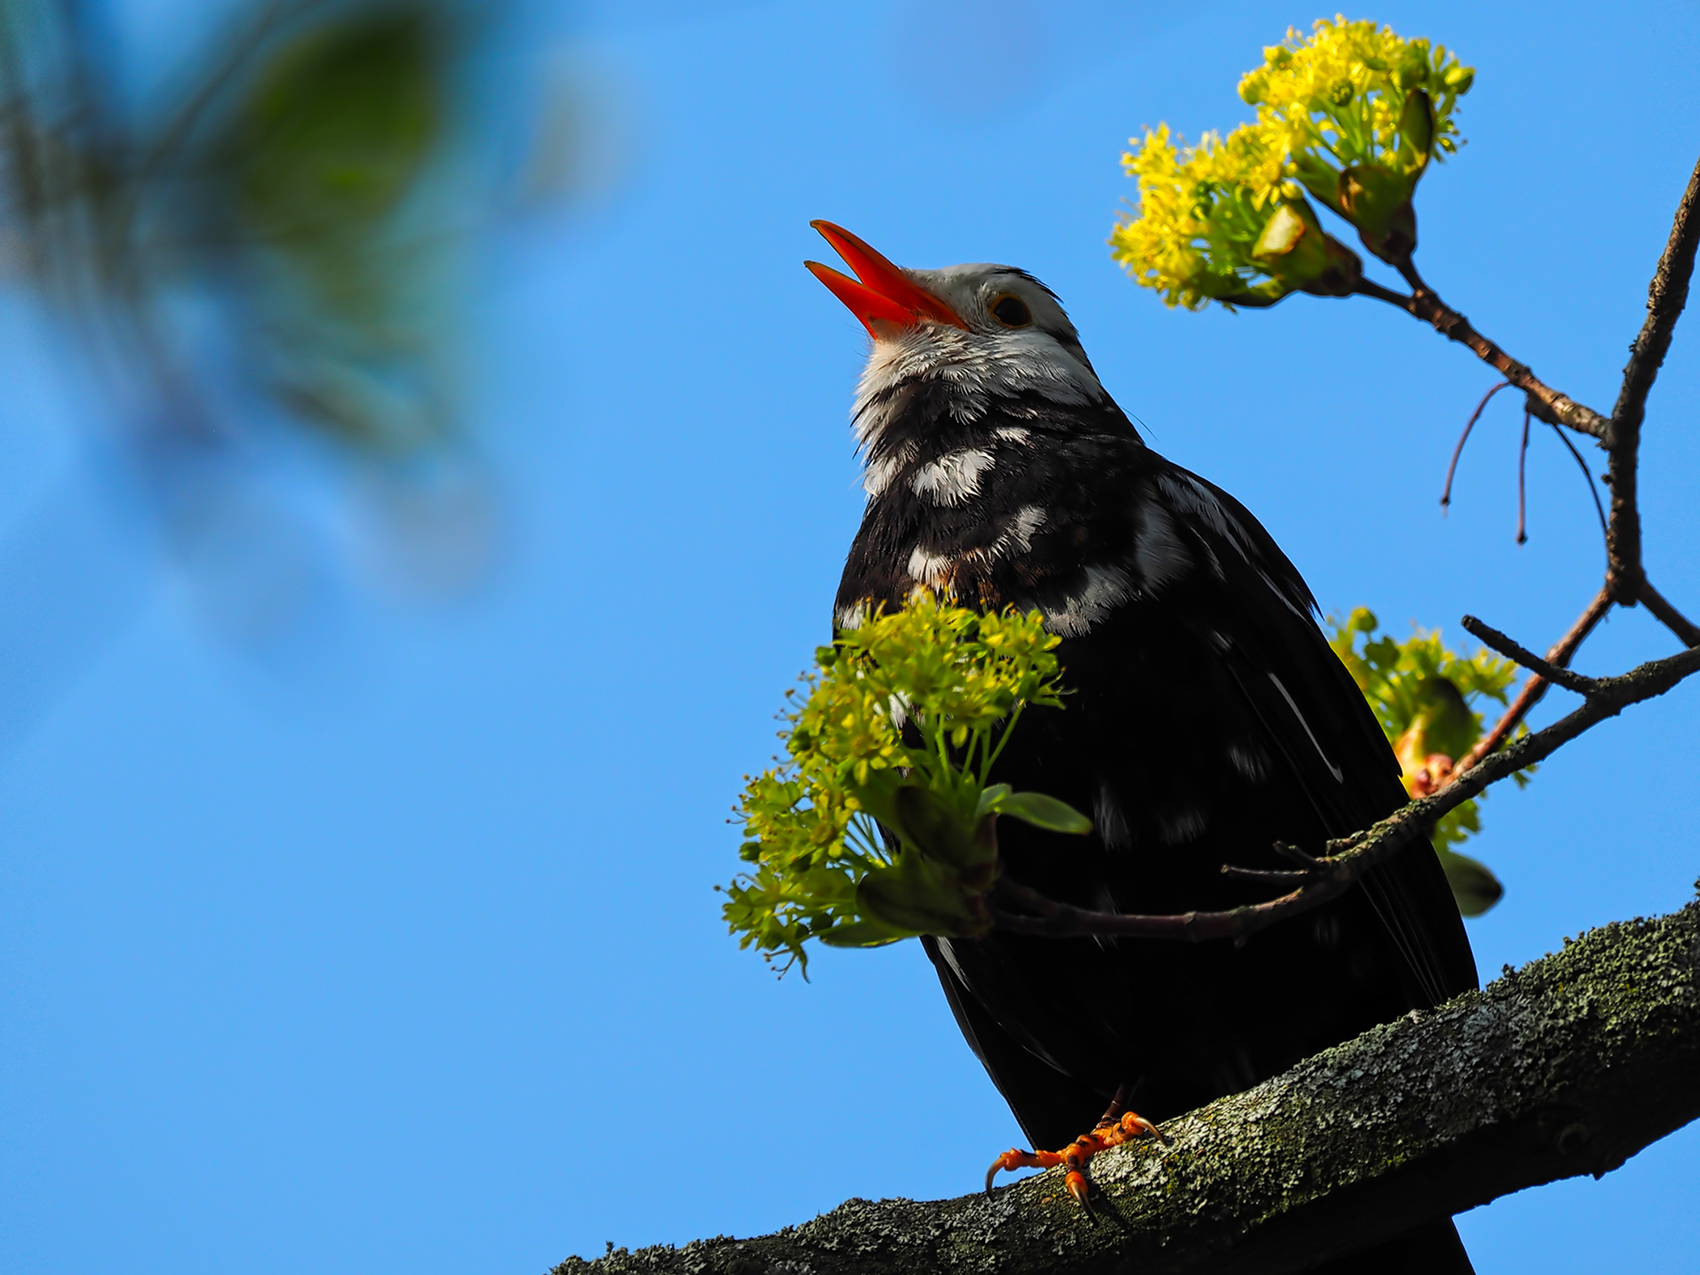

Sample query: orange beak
[805,221,967,338]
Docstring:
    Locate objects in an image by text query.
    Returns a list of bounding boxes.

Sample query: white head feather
[851,264,1108,454]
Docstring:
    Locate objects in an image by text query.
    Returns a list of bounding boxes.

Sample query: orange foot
[985,1097,1164,1206]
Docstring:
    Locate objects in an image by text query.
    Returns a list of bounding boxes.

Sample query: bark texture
[553,895,1700,1275]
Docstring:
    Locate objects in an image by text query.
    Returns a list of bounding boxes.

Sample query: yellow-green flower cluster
[723,594,1067,976]
[1329,608,1525,915]
[1113,17,1474,308]
[1114,124,1322,310]
[1241,17,1472,179]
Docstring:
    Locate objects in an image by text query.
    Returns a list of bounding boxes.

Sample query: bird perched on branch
[807,221,1481,1274]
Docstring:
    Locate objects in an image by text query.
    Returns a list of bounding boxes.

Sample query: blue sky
[3,2,1698,1273]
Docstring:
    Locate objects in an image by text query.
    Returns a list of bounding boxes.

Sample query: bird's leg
[984,1081,1163,1206]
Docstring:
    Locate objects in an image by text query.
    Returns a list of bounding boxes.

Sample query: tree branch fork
[557,898,1700,1275]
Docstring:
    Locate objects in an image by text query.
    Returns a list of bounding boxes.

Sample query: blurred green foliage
[0,0,478,457]
[234,11,443,242]
[0,0,577,614]
[222,7,456,450]
[722,594,1089,977]
[1329,607,1528,915]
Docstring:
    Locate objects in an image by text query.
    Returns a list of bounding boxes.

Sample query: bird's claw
[984,1110,1162,1205]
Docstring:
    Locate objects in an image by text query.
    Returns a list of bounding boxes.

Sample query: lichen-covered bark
[551,897,1700,1275]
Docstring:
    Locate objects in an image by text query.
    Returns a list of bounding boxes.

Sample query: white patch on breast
[903,504,1048,596]
[835,603,868,630]
[1268,673,1345,783]
[1001,504,1048,555]
[863,441,917,497]
[907,545,958,591]
[910,448,995,505]
[1135,501,1193,591]
[1042,564,1135,637]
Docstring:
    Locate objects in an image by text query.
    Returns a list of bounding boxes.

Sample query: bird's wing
[1148,465,1479,1007]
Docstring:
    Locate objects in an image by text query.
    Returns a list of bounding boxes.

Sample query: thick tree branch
[984,642,1700,944]
[1604,154,1700,602]
[555,898,1700,1275]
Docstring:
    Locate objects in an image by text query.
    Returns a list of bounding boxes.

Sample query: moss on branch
[552,894,1700,1275]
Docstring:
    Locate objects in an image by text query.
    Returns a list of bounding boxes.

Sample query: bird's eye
[990,294,1032,328]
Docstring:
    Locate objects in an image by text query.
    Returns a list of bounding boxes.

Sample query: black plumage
[813,231,1479,1273]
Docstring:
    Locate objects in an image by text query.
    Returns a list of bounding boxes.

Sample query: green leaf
[857,852,979,936]
[974,783,1013,818]
[846,768,907,839]
[996,792,1093,835]
[818,920,913,949]
[892,782,980,869]
[1436,846,1504,917]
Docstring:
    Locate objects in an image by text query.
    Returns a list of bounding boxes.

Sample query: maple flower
[1113,16,1475,306]
[722,593,1085,976]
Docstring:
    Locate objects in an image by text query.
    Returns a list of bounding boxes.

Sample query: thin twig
[1605,153,1700,602]
[1273,840,1320,868]
[1516,409,1531,544]
[1459,615,1600,693]
[1547,421,1609,541]
[1449,587,1613,779]
[1353,277,1610,439]
[989,642,1700,943]
[1441,380,1510,512]
[1220,865,1312,884]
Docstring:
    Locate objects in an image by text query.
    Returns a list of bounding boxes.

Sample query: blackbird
[808,221,1479,1274]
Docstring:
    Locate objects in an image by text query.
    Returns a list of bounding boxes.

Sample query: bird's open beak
[805,221,967,338]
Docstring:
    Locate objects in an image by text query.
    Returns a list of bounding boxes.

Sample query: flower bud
[1309,162,1421,265]
[1396,89,1435,174]
[1250,199,1363,299]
